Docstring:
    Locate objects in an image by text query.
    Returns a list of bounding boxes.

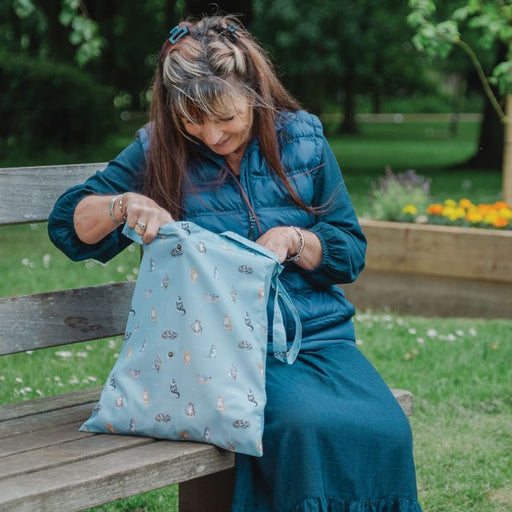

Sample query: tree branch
[455,38,507,124]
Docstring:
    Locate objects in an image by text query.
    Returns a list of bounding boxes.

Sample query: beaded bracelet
[285,226,305,262]
[118,193,128,221]
[109,195,127,225]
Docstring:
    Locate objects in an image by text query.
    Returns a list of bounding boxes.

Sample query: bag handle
[222,231,302,364]
[270,278,302,364]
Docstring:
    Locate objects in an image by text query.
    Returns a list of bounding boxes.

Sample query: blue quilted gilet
[137,111,357,343]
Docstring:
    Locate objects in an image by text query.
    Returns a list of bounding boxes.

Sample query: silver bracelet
[109,195,124,225]
[285,226,305,262]
[118,193,128,221]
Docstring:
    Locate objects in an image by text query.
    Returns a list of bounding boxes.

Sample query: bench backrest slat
[0,282,134,356]
[0,164,106,225]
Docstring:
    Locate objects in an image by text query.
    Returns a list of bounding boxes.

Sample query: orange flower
[492,217,509,228]
[494,201,510,210]
[427,204,443,215]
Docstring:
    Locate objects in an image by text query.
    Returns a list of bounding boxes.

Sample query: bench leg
[179,468,236,512]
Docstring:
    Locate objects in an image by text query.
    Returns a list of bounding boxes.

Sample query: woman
[48,15,421,512]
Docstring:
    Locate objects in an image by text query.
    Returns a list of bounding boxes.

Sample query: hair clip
[169,24,189,45]
[222,23,239,43]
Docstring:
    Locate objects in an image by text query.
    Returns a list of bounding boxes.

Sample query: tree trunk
[464,42,507,170]
[503,95,512,204]
[465,92,504,170]
[338,61,358,134]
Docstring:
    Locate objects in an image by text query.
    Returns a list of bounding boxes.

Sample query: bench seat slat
[0,164,107,225]
[0,440,235,512]
[0,387,101,422]
[0,402,94,439]
[0,421,91,458]
[0,431,156,479]
[0,282,134,355]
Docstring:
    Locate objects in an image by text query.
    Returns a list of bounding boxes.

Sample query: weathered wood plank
[0,282,134,355]
[0,164,107,225]
[0,433,156,479]
[360,219,512,283]
[392,389,413,417]
[0,441,235,512]
[0,387,100,422]
[0,421,90,458]
[345,268,512,319]
[0,402,94,439]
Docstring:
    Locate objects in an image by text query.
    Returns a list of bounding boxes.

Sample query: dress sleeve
[299,136,367,286]
[47,134,147,263]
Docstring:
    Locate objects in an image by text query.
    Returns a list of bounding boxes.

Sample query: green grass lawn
[332,120,503,215]
[1,118,510,511]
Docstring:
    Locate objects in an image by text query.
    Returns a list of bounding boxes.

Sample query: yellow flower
[401,204,418,215]
[498,208,512,220]
[443,206,465,221]
[466,210,483,223]
[483,212,498,225]
[459,198,473,209]
[444,199,458,208]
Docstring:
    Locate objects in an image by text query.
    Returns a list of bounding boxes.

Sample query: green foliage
[370,168,432,221]
[0,50,119,152]
[252,0,428,114]
[12,0,105,66]
[408,0,512,109]
[59,0,105,67]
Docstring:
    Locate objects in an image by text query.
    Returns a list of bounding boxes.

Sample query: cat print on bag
[176,296,186,315]
[170,379,181,398]
[191,320,203,334]
[223,314,232,330]
[185,402,196,417]
[171,244,183,257]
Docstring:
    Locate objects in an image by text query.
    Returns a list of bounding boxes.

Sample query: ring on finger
[136,220,147,231]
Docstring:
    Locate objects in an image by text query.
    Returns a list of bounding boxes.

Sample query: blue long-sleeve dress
[48,110,421,512]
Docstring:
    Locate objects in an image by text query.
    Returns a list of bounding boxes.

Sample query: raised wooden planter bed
[345,219,512,319]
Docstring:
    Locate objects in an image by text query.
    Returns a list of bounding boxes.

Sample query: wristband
[285,226,305,262]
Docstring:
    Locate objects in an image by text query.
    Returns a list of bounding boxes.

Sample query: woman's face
[182,94,253,157]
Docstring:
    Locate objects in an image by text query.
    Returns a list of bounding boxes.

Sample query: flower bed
[401,199,512,230]
[345,218,512,319]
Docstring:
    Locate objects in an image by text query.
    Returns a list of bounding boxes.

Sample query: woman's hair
[144,15,306,219]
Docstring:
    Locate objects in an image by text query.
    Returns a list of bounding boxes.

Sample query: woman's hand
[123,193,174,244]
[256,226,298,263]
[74,193,173,245]
[256,226,323,269]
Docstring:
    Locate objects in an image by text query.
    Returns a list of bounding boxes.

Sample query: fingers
[256,227,296,263]
[123,193,174,244]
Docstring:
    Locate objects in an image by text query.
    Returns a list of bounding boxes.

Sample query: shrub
[0,51,119,152]
[370,167,432,221]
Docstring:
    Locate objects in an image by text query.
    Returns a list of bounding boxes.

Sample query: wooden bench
[0,163,414,512]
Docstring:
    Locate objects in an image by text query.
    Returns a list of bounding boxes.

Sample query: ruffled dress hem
[232,496,422,512]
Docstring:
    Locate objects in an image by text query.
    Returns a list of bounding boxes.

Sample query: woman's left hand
[257,226,323,269]
[256,226,300,263]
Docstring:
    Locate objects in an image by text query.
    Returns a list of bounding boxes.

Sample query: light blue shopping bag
[80,221,301,456]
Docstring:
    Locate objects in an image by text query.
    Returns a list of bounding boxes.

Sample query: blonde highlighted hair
[144,15,305,219]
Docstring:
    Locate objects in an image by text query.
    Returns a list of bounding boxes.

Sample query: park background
[0,1,511,511]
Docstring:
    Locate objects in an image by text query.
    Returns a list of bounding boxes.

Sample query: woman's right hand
[74,193,174,245]
[122,192,174,244]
